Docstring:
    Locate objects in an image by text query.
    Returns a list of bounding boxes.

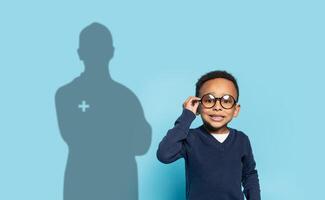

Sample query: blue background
[1,1,324,199]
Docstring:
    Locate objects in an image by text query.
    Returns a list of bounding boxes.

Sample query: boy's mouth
[209,114,225,122]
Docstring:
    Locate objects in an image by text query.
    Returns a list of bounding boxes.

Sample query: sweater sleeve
[156,109,196,164]
[241,136,261,200]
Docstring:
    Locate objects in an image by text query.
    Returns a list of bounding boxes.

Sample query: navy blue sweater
[157,109,261,200]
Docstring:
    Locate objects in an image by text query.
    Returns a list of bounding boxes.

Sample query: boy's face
[198,78,240,133]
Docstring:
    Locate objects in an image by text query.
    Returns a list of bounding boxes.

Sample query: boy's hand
[183,96,201,115]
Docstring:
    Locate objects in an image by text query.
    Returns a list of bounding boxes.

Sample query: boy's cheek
[199,109,209,116]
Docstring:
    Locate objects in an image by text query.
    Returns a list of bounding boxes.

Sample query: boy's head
[195,70,241,133]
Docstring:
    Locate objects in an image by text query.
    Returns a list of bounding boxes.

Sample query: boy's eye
[201,95,216,106]
[222,95,234,104]
[222,99,232,103]
[205,95,215,103]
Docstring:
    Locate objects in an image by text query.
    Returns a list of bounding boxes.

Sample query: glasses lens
[220,95,235,109]
[201,94,216,108]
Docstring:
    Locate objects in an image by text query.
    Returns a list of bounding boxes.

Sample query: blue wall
[1,1,324,199]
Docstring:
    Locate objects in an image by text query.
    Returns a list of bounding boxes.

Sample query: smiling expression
[198,78,241,134]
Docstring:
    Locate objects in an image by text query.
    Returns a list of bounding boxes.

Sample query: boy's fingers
[191,97,201,103]
[183,96,201,109]
[186,96,200,102]
[186,98,195,106]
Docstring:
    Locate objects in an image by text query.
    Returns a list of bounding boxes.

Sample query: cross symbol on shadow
[78,100,90,112]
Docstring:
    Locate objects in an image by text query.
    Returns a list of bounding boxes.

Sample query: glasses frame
[199,93,238,110]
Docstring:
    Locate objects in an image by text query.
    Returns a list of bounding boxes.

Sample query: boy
[157,70,261,200]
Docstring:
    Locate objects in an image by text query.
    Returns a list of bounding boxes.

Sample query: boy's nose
[212,100,223,111]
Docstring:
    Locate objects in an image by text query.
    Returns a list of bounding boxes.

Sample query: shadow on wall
[55,22,152,200]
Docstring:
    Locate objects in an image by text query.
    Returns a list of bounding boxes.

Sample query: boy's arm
[242,136,261,200]
[156,109,196,164]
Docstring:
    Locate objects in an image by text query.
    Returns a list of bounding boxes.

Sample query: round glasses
[199,94,237,109]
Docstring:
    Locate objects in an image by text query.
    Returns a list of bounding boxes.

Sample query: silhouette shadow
[55,22,152,200]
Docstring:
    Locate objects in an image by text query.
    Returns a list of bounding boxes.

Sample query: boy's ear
[233,104,241,117]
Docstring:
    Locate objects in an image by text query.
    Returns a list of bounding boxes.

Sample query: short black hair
[195,70,239,101]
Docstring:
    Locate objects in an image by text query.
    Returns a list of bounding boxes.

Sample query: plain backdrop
[1,1,324,199]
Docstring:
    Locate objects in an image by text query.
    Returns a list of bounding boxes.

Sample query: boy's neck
[203,124,229,134]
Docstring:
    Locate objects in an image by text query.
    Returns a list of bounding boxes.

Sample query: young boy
[157,70,261,200]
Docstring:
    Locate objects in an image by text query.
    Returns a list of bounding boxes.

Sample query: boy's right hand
[183,96,201,115]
